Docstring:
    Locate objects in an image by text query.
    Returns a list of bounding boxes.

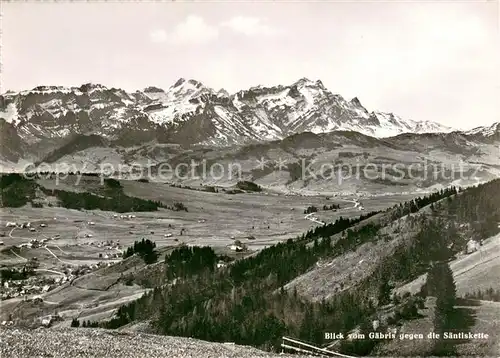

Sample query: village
[0,218,128,305]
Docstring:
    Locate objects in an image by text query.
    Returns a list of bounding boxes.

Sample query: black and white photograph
[0,0,499,357]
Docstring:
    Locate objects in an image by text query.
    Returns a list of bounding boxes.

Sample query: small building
[39,223,47,228]
[229,244,243,252]
[466,239,480,254]
[5,222,17,228]
[41,317,52,327]
[40,314,62,328]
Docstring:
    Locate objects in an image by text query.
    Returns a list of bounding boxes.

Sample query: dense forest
[123,239,158,264]
[74,182,497,357]
[0,173,38,207]
[0,173,188,213]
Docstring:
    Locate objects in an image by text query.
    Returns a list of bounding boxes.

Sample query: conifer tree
[427,262,456,356]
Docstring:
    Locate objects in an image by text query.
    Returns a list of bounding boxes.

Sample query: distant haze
[2,1,499,129]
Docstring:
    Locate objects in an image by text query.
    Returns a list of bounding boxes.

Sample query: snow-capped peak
[293,78,325,89]
[143,86,165,93]
[0,78,467,150]
[350,97,363,107]
[217,88,230,97]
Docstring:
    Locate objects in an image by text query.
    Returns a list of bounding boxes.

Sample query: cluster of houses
[69,261,114,276]
[98,252,122,259]
[1,254,120,302]
[5,221,48,229]
[18,237,51,249]
[113,214,137,219]
[83,239,122,250]
[1,274,62,301]
[78,239,123,259]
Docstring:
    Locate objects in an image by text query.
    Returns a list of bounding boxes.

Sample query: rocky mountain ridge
[0,78,458,162]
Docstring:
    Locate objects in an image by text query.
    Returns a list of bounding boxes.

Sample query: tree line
[123,239,158,265]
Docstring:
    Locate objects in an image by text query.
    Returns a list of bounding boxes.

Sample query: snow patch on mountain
[466,122,500,137]
[0,103,21,125]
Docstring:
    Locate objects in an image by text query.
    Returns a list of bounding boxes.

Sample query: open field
[4,177,420,252]
[396,232,500,297]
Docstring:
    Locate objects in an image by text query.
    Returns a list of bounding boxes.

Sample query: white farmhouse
[229,245,243,252]
[41,317,52,327]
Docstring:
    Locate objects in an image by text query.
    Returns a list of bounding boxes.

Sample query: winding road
[303,198,360,225]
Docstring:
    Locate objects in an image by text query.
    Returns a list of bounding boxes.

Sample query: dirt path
[45,247,78,266]
[9,249,27,262]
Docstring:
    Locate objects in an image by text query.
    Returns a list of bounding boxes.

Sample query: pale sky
[2,1,499,129]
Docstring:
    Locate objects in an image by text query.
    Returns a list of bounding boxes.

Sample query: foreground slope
[0,327,313,358]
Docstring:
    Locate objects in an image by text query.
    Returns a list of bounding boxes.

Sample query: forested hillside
[0,173,185,212]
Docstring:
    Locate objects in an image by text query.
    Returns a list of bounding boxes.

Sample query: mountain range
[1,78,499,194]
[0,78,460,157]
